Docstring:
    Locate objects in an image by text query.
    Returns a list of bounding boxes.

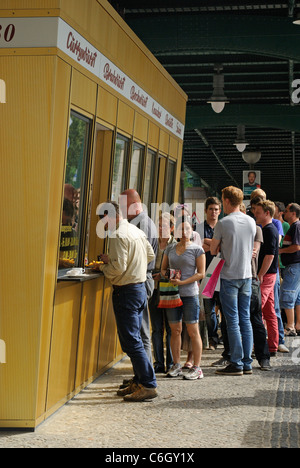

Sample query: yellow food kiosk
[0,0,187,429]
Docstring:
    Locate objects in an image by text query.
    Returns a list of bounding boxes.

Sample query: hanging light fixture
[293,12,300,24]
[0,79,6,103]
[234,124,249,152]
[207,64,229,113]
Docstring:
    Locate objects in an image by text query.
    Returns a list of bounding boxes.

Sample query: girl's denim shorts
[166,295,200,324]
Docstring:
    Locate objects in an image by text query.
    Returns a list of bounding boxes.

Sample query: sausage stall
[0,0,187,429]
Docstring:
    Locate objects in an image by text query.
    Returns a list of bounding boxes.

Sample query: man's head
[254,200,275,227]
[119,189,143,220]
[248,172,257,186]
[250,195,265,217]
[250,188,266,201]
[284,203,300,225]
[274,201,285,220]
[205,197,221,223]
[97,200,122,231]
[221,186,244,214]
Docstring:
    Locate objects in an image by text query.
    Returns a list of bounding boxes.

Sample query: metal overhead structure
[108,0,300,203]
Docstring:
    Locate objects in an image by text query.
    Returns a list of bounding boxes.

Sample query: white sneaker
[167,363,183,378]
[184,366,204,380]
[278,344,290,353]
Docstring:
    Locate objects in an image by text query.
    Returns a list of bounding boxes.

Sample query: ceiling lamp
[0,79,6,103]
[293,12,300,24]
[242,150,261,166]
[234,124,249,153]
[207,64,229,113]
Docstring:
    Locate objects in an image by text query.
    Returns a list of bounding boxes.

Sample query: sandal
[284,327,296,337]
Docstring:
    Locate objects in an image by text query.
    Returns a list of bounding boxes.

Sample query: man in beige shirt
[96,201,157,402]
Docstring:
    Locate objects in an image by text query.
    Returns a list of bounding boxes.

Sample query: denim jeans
[203,294,219,346]
[112,283,157,388]
[280,263,300,309]
[220,278,253,370]
[149,289,173,371]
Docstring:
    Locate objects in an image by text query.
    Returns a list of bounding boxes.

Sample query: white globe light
[211,101,225,113]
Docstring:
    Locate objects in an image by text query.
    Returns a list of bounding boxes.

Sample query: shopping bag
[199,255,225,299]
[158,280,183,309]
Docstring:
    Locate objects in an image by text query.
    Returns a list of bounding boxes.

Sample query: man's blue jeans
[220,278,253,370]
[112,283,157,389]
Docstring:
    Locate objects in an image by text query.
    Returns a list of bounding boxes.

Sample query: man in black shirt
[255,200,279,355]
[279,203,300,336]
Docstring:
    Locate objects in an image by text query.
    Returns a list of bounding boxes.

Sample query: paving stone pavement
[0,336,299,449]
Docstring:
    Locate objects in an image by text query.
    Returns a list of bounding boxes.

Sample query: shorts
[167,295,200,324]
[280,263,300,309]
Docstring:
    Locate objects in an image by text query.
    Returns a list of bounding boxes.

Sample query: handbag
[199,255,225,299]
[158,279,183,309]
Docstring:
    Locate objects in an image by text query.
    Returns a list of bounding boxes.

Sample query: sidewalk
[0,336,299,448]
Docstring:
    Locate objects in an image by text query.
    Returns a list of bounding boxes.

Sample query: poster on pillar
[243,170,261,197]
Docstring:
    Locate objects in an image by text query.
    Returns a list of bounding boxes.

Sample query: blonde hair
[250,188,266,201]
[222,186,244,207]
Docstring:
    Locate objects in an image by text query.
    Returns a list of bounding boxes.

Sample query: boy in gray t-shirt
[214,212,256,280]
[211,186,256,376]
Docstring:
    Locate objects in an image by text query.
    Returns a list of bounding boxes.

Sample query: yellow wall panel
[117,100,134,135]
[0,0,59,8]
[46,282,82,412]
[134,112,148,143]
[169,136,179,160]
[71,69,97,115]
[75,277,104,389]
[148,121,160,149]
[97,86,117,126]
[159,130,170,155]
[0,55,56,422]
[98,279,118,371]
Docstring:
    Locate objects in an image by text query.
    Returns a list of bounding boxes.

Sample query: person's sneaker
[166,363,183,378]
[183,366,204,380]
[259,359,272,371]
[123,385,158,402]
[243,368,253,375]
[211,358,231,368]
[278,344,290,353]
[215,364,243,376]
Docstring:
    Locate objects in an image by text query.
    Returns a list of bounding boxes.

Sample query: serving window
[58,111,92,270]
[165,159,177,206]
[129,142,145,194]
[143,148,157,211]
[111,134,130,201]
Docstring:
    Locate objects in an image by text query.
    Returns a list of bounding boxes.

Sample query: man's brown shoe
[123,384,158,402]
[117,382,138,397]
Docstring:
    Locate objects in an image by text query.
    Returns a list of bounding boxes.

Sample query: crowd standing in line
[95,186,300,402]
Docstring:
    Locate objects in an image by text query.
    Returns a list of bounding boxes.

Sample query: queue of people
[94,186,300,402]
